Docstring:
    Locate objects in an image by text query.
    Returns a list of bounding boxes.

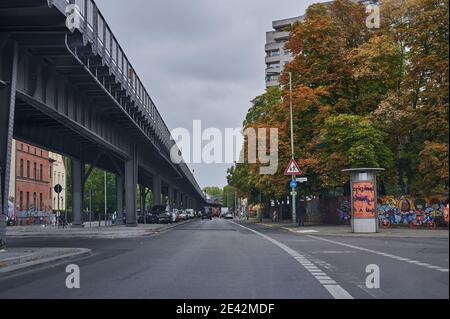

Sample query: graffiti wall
[377,195,449,226]
[337,196,351,224]
[335,195,449,226]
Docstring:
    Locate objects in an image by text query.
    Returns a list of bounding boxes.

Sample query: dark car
[138,210,159,224]
[153,205,171,224]
[201,209,212,220]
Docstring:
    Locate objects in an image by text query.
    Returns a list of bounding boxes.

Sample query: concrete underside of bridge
[0,0,205,248]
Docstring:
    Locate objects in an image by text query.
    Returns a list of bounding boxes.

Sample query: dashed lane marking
[230,221,353,299]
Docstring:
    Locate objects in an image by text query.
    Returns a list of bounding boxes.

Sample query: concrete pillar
[116,174,123,224]
[0,40,18,249]
[152,175,161,206]
[125,145,137,226]
[168,186,174,209]
[176,190,181,209]
[71,158,84,227]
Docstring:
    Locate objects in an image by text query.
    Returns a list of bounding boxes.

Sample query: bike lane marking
[230,221,354,299]
[307,235,449,273]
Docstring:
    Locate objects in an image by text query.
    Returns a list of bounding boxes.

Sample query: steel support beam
[115,174,123,225]
[152,175,162,206]
[71,157,84,227]
[0,41,18,249]
[125,145,137,226]
[168,186,175,210]
[176,190,181,209]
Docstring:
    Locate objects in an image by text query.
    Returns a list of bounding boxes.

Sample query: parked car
[171,209,181,223]
[224,212,233,219]
[178,210,188,221]
[138,210,159,224]
[186,209,195,219]
[153,205,171,224]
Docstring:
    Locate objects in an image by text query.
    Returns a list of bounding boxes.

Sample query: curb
[6,219,199,239]
[0,248,92,275]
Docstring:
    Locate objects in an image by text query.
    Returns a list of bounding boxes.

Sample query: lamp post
[289,72,297,226]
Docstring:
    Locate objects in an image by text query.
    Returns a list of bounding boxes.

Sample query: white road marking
[295,230,319,233]
[308,235,449,273]
[324,285,353,299]
[230,221,354,299]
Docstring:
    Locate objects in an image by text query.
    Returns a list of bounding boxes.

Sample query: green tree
[202,186,222,197]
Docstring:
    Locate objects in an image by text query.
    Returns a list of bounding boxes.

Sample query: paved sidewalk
[0,247,91,274]
[6,219,195,239]
[240,219,449,238]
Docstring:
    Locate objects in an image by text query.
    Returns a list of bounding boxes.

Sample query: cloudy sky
[95,0,322,188]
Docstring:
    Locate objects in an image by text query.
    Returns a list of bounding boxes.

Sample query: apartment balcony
[273,31,290,41]
[265,55,281,64]
[265,67,281,75]
[265,42,281,52]
[272,16,303,30]
[265,79,280,87]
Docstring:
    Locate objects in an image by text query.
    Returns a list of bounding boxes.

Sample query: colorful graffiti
[337,196,351,224]
[336,195,449,227]
[377,195,449,226]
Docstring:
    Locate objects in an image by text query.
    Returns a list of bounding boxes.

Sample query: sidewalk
[0,247,91,274]
[6,219,195,239]
[241,219,449,239]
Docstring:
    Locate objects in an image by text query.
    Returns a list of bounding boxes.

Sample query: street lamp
[289,72,297,226]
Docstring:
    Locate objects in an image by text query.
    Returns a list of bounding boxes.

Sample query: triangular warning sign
[284,159,303,175]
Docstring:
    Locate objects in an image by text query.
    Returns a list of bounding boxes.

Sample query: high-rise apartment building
[265,16,303,87]
[264,1,377,87]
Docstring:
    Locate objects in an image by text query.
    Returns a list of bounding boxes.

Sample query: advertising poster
[352,181,376,219]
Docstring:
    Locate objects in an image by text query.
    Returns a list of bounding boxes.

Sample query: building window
[33,192,37,209]
[20,159,23,177]
[33,162,37,180]
[19,191,23,210]
[40,193,43,211]
[267,50,280,57]
[27,161,30,178]
[26,192,30,210]
[40,164,43,181]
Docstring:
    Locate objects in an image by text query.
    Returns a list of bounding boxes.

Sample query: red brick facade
[14,141,53,212]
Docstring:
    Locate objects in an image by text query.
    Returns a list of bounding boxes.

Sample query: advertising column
[342,168,385,233]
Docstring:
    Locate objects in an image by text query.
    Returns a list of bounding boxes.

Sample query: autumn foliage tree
[228,0,448,201]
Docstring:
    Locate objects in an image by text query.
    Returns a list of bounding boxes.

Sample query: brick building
[14,141,53,212]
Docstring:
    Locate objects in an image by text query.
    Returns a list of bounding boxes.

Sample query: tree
[203,186,222,197]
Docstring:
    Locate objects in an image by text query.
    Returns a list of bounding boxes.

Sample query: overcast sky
[95,0,322,189]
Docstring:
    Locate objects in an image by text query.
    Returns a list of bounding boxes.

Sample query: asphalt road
[0,219,448,299]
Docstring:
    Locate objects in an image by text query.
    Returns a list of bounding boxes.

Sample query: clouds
[95,0,319,187]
